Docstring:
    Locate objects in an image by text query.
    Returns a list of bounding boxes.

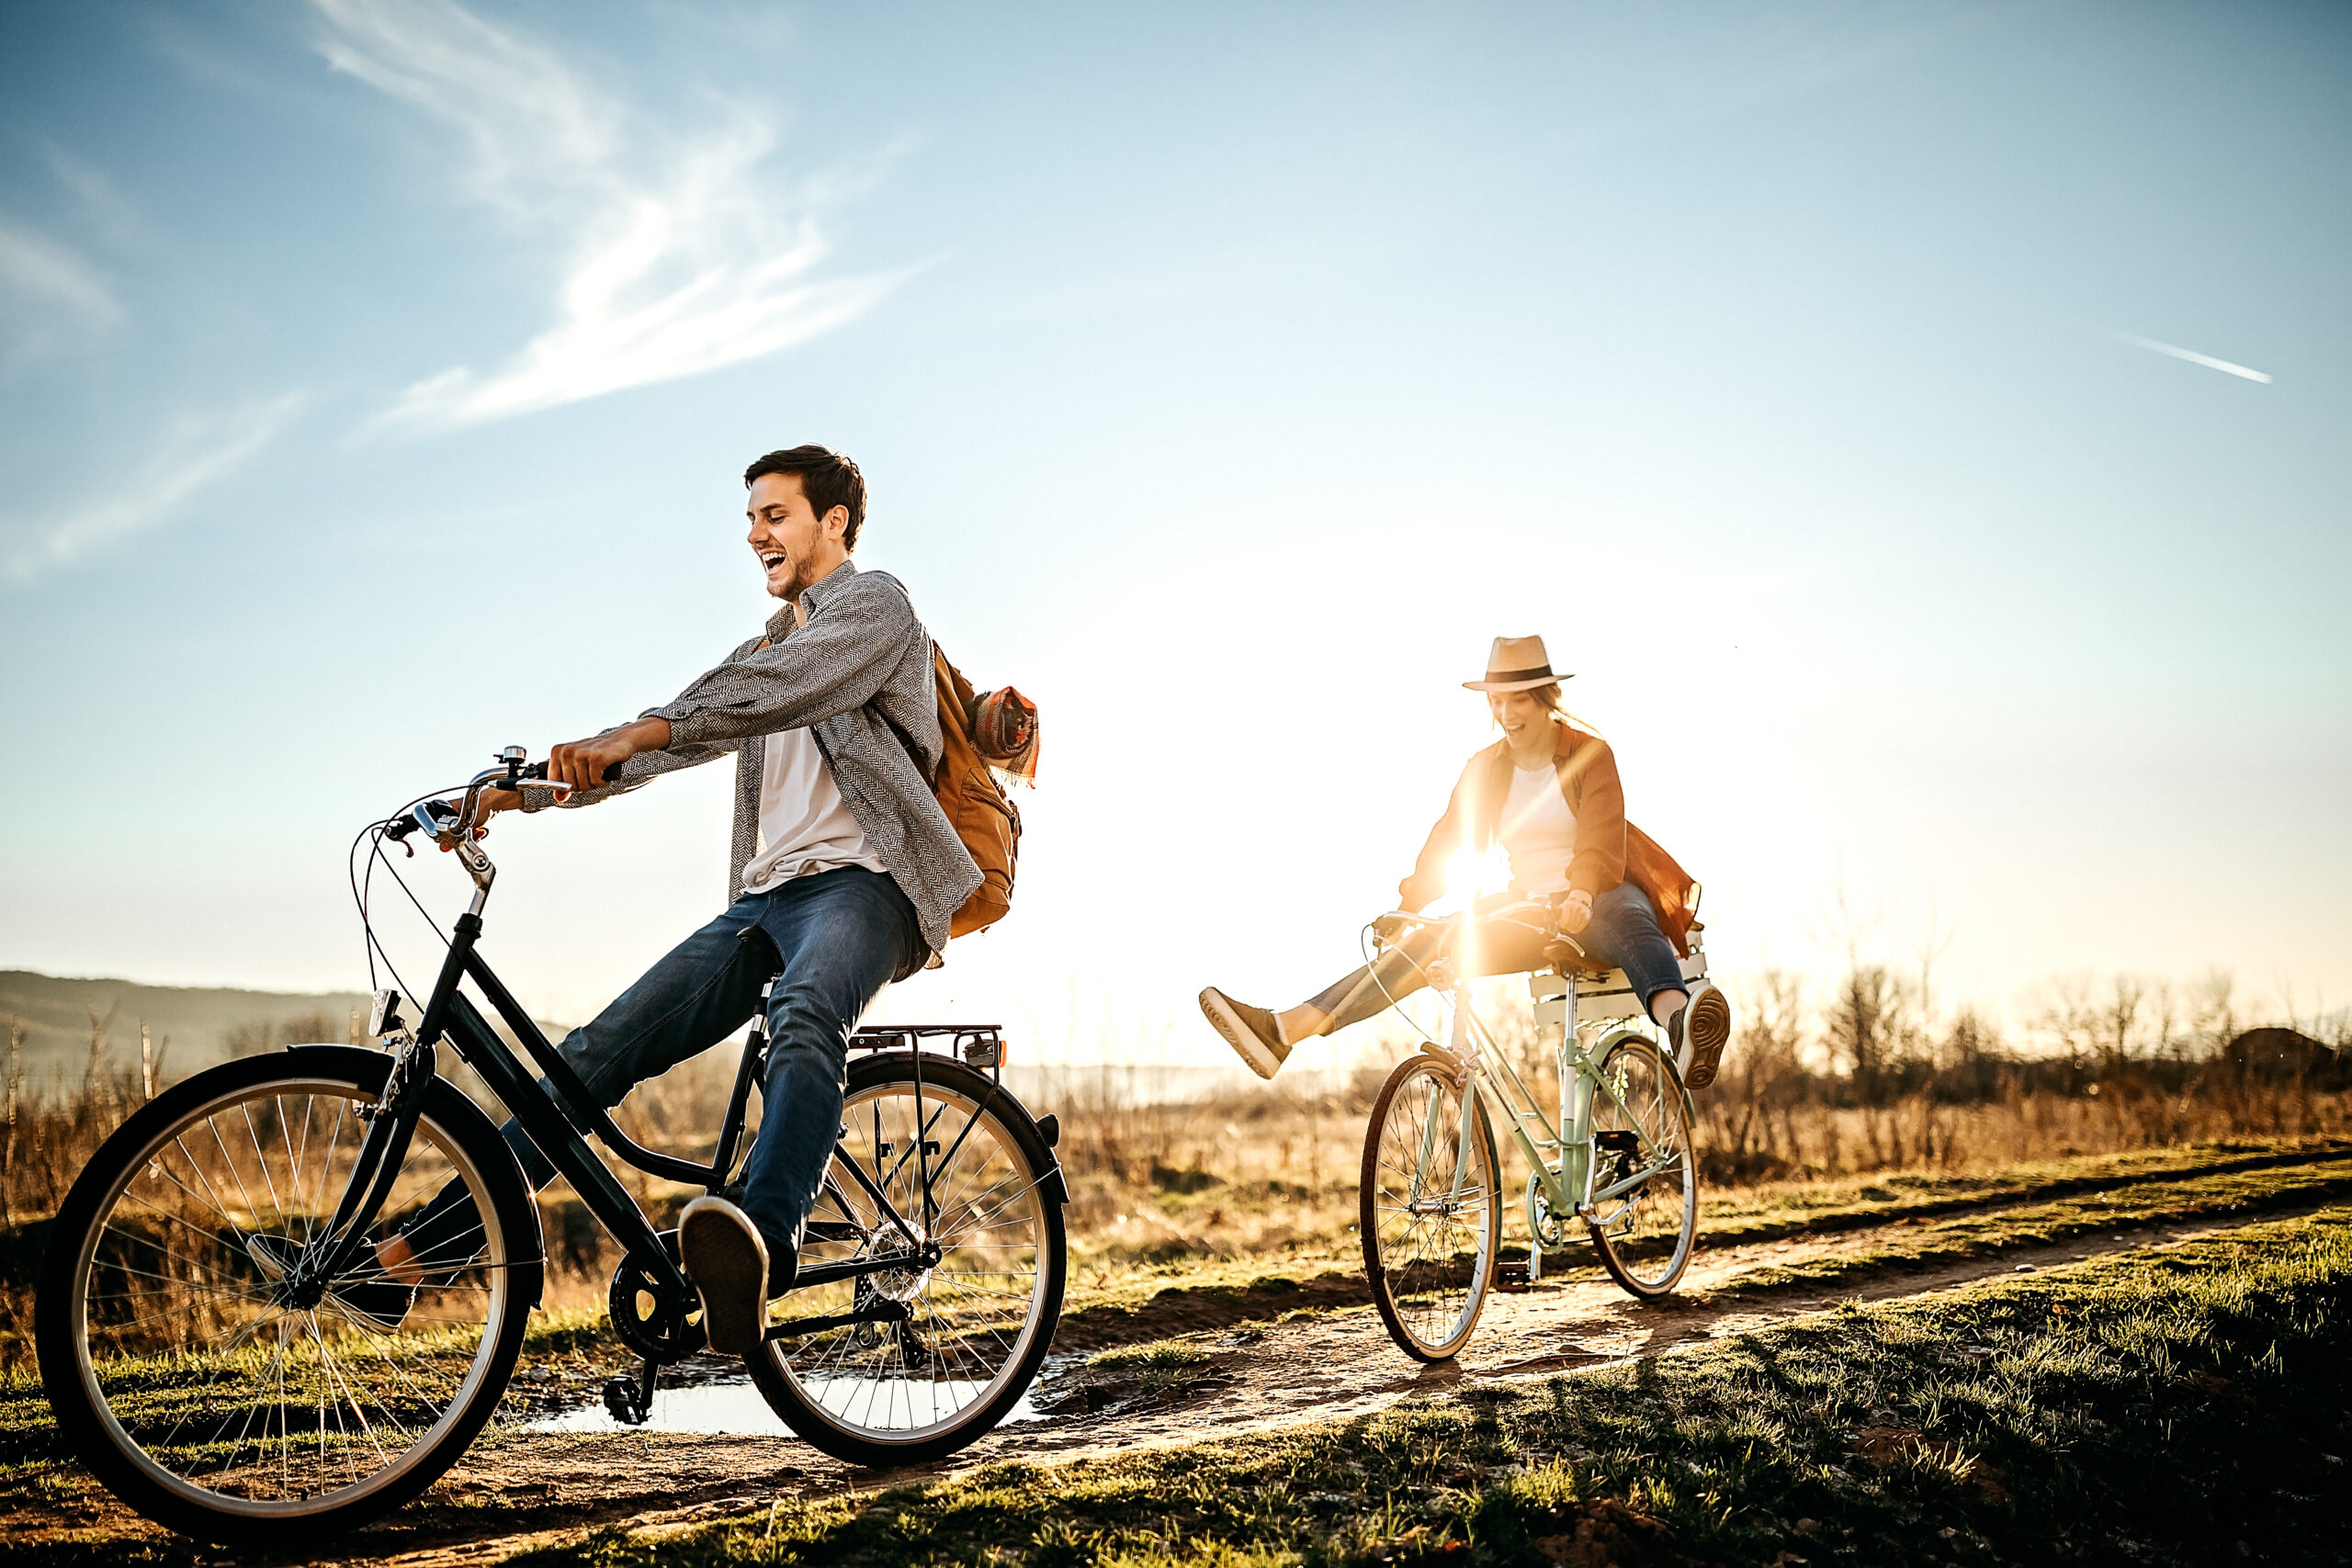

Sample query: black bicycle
[34,750,1069,1544]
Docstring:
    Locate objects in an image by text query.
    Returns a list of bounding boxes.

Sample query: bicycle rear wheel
[34,1047,537,1544]
[1361,1055,1501,1361]
[1584,1033,1698,1298]
[745,1054,1066,1465]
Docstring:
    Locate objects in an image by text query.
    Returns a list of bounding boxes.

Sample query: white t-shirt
[1498,762,1577,896]
[740,728,888,895]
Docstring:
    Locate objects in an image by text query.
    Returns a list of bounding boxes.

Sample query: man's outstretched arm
[545,716,672,792]
[474,715,693,829]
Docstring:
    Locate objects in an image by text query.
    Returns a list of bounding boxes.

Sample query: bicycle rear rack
[849,1023,1007,1072]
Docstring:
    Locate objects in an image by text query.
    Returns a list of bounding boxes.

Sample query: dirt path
[12,1192,2340,1565]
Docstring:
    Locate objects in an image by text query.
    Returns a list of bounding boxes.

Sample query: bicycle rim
[1362,1056,1499,1360]
[49,1066,520,1527]
[1585,1036,1697,1296]
[750,1063,1062,1458]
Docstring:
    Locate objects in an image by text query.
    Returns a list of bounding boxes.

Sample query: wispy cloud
[4,393,307,582]
[2105,329,2272,385]
[310,0,904,428]
[0,214,120,359]
[40,142,147,246]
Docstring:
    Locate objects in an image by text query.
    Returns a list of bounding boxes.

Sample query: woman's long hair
[1529,681,1606,739]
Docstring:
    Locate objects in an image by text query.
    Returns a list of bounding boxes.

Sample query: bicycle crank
[608,1253,704,1361]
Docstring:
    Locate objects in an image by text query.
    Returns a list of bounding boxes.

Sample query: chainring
[1523,1169,1569,1247]
[607,1255,705,1360]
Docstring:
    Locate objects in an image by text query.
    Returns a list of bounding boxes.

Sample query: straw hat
[1463,635,1572,693]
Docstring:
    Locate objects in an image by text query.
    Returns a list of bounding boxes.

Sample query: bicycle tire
[1584,1033,1698,1298]
[744,1054,1066,1466]
[1361,1054,1502,1361]
[35,1047,540,1545]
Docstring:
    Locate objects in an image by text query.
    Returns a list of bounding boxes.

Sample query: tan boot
[1199,987,1291,1079]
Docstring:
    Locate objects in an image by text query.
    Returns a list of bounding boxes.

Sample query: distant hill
[0,971,375,1086]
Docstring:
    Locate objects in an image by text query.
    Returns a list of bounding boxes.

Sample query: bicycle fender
[1591,1026,1699,1132]
[845,1051,1069,1207]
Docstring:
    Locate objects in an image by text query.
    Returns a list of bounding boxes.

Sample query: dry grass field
[4,965,2345,1371]
[2,959,2346,1565]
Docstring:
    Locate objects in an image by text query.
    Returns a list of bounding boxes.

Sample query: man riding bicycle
[367,444,981,1358]
[1201,635,1732,1086]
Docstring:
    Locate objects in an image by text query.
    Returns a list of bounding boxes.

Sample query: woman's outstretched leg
[1201,930,1442,1078]
[1202,905,1549,1078]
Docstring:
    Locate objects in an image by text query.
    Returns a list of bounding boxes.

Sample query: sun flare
[1442,845,1510,908]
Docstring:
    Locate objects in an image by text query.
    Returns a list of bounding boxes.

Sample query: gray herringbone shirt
[524,560,981,958]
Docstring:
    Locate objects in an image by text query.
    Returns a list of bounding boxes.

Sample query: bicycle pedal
[1495,1259,1532,1293]
[601,1377,649,1425]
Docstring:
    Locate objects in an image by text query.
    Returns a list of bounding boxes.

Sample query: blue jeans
[1308,882,1688,1032]
[409,867,921,1259]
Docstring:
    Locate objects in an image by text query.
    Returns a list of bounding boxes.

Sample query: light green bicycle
[1358,902,1704,1360]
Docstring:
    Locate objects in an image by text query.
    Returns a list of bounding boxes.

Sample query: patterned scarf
[972,685,1040,786]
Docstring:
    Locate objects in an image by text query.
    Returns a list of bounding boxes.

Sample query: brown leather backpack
[927,647,1028,938]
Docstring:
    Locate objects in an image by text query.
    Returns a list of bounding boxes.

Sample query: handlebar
[1368,902,1589,963]
[383,750,624,844]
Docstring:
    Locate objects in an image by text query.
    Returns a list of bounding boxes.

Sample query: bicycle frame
[1388,904,1696,1266]
[311,783,975,1348]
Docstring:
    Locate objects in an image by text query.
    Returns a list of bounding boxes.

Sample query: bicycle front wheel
[1361,1054,1501,1361]
[746,1054,1066,1466]
[1585,1033,1698,1298]
[34,1047,538,1544]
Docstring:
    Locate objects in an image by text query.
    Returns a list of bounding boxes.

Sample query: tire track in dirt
[15,1185,2343,1565]
[1053,1142,2352,1351]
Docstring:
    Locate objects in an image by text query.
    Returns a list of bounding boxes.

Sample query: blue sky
[3,2,2346,1062]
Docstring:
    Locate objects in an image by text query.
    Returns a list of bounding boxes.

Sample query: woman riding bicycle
[1200,635,1733,1087]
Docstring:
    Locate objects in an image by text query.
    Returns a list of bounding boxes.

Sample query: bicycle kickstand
[602,1355,660,1427]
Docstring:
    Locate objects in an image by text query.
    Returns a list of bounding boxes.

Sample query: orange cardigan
[1398,720,1701,957]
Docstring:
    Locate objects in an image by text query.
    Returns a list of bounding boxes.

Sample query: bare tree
[84,1001,119,1098]
[3,1019,20,1229]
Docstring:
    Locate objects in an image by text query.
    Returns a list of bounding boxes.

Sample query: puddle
[529,1374,1048,1436]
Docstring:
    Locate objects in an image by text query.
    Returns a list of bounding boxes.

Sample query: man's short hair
[744,446,867,551]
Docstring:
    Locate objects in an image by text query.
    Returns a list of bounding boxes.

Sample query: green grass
[1085,1343,1216,1372]
[1068,1142,2352,1354]
[1702,1149,2352,1301]
[472,1209,2352,1567]
[6,1146,2349,1563]
[0,1306,621,1485]
[1695,1135,2352,1247]
[1056,1138,2352,1350]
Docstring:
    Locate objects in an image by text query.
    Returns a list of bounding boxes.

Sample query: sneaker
[659,1221,798,1299]
[1199,987,1290,1079]
[679,1196,770,1356]
[1671,982,1734,1089]
[244,1233,418,1332]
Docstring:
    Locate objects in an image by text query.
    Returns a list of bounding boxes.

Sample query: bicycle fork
[281,1032,437,1309]
[1410,979,1486,1217]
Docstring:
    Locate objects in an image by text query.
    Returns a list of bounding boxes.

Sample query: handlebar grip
[517,759,627,784]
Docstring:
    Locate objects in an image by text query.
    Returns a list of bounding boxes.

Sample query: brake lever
[384,800,458,852]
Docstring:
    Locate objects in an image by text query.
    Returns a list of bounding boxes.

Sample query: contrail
[2106,329,2272,384]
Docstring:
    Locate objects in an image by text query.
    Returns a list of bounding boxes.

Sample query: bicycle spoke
[63,1072,514,1520]
[767,1073,1052,1447]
